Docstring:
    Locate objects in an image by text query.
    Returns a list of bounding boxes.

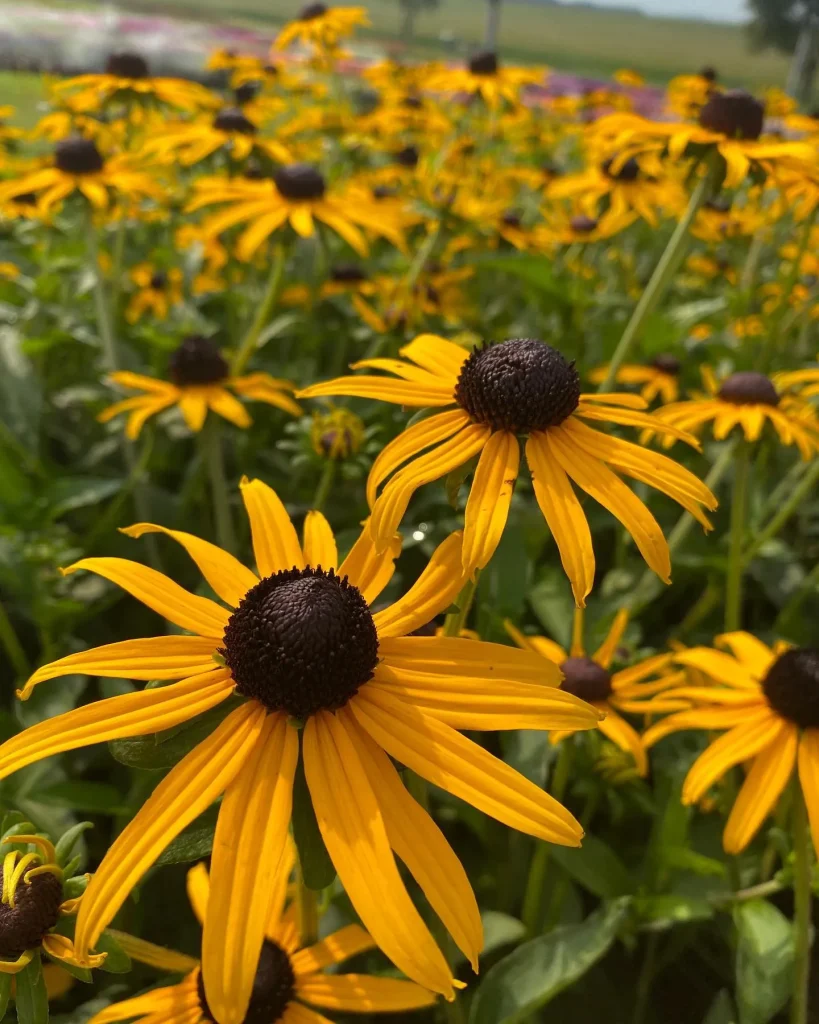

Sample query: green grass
[0,72,47,128]
[116,0,791,89]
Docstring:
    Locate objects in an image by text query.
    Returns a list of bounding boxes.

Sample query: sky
[559,0,748,22]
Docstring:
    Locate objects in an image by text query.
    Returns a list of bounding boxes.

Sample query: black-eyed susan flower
[589,354,681,405]
[52,53,218,114]
[275,4,369,51]
[125,264,184,323]
[299,334,717,605]
[648,367,819,459]
[0,833,106,975]
[427,51,543,108]
[90,856,437,1024]
[310,406,364,459]
[505,610,684,775]
[0,137,161,213]
[188,166,405,260]
[98,335,301,437]
[643,634,819,854]
[142,109,290,168]
[0,480,601,1008]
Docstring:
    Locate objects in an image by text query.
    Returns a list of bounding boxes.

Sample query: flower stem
[311,458,336,512]
[231,244,286,378]
[597,158,715,392]
[296,865,320,947]
[725,441,751,632]
[442,574,479,637]
[86,219,120,373]
[742,459,819,568]
[0,599,29,681]
[791,787,812,1024]
[201,416,236,555]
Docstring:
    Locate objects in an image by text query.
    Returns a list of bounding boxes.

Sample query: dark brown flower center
[274,164,326,201]
[455,338,580,434]
[330,263,368,283]
[501,210,522,228]
[601,156,640,182]
[221,567,379,719]
[699,66,718,83]
[762,648,819,730]
[55,137,104,175]
[149,271,167,290]
[699,89,764,141]
[469,50,499,76]
[705,195,732,213]
[651,354,681,375]
[213,108,257,135]
[717,371,779,407]
[570,215,598,234]
[560,657,612,703]
[234,81,261,106]
[0,872,63,960]
[299,2,328,19]
[105,52,149,79]
[394,144,419,168]
[197,941,295,1024]
[169,335,229,387]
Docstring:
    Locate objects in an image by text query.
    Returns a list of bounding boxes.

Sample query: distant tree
[485,0,502,50]
[395,0,441,40]
[748,0,819,105]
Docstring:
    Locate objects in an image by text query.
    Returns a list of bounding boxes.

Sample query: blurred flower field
[1,5,819,1024]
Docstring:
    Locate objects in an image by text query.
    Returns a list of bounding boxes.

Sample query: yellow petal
[178,390,209,432]
[593,609,630,669]
[85,980,198,1024]
[398,334,469,381]
[239,477,305,575]
[298,376,456,407]
[798,730,819,856]
[303,711,455,998]
[462,431,519,577]
[296,974,437,1013]
[61,558,229,638]
[291,924,375,975]
[75,702,265,958]
[186,863,210,926]
[642,704,767,748]
[350,688,583,846]
[42,933,106,968]
[337,521,401,605]
[104,929,198,973]
[302,511,339,569]
[598,708,648,776]
[674,648,759,689]
[377,635,562,685]
[714,632,775,677]
[207,387,253,429]
[203,713,297,1024]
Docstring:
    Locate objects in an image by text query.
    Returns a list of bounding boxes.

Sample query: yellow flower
[188,167,405,260]
[125,264,184,323]
[310,406,365,458]
[0,482,601,1004]
[0,138,161,213]
[777,354,819,399]
[426,51,543,108]
[275,4,369,50]
[0,262,20,281]
[0,833,106,975]
[588,355,681,404]
[142,109,291,168]
[98,335,302,437]
[298,334,717,605]
[88,856,436,1024]
[648,366,819,459]
[690,323,713,341]
[506,609,685,776]
[731,315,765,338]
[643,633,819,854]
[614,69,645,88]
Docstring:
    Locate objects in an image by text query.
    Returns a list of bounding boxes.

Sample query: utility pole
[485,0,502,50]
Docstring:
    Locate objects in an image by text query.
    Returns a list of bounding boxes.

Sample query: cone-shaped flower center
[651,354,681,375]
[330,263,368,283]
[560,657,613,703]
[717,371,779,407]
[762,648,819,730]
[299,2,328,19]
[469,50,499,76]
[394,144,419,168]
[501,210,522,228]
[0,872,62,960]
[221,567,379,719]
[234,81,261,106]
[699,89,764,141]
[570,215,598,234]
[213,108,257,135]
[274,164,327,201]
[149,271,167,290]
[55,137,104,175]
[601,156,640,182]
[455,338,581,434]
[700,66,718,84]
[105,52,149,79]
[169,336,229,387]
[197,942,296,1024]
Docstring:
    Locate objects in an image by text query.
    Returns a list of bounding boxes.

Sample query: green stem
[110,215,127,314]
[598,159,715,392]
[521,742,573,934]
[311,459,337,512]
[442,574,479,637]
[81,431,155,553]
[86,219,119,373]
[230,245,286,377]
[633,933,660,1024]
[544,787,599,930]
[759,209,817,372]
[777,560,819,635]
[404,223,441,295]
[725,441,751,632]
[740,229,766,297]
[296,868,319,947]
[742,459,819,568]
[0,599,29,680]
[201,416,236,555]
[791,788,812,1024]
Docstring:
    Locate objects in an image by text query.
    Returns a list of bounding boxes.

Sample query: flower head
[589,355,681,404]
[275,5,369,52]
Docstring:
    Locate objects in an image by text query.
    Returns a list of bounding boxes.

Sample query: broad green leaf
[0,973,11,1021]
[662,846,726,877]
[55,821,93,868]
[45,477,121,519]
[469,255,570,303]
[15,956,48,1024]
[469,898,630,1024]
[551,835,634,899]
[635,894,714,929]
[44,953,92,984]
[96,931,132,974]
[528,570,574,649]
[38,782,125,814]
[155,806,218,867]
[703,990,738,1024]
[292,755,336,891]
[734,899,794,1024]
[109,697,241,770]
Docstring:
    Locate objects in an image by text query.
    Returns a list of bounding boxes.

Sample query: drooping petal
[372,533,465,638]
[593,609,630,669]
[207,387,253,429]
[714,632,776,678]
[239,477,305,576]
[178,390,210,432]
[597,708,648,776]
[85,982,198,1024]
[203,713,298,1024]
[798,730,819,855]
[296,974,437,1013]
[673,648,759,689]
[297,376,456,407]
[61,558,229,638]
[120,524,258,608]
[103,930,199,973]
[350,688,583,846]
[302,511,339,569]
[338,523,401,605]
[462,431,520,577]
[0,670,234,781]
[642,703,768,747]
[302,711,455,998]
[399,334,469,381]
[75,702,265,959]
[291,924,375,976]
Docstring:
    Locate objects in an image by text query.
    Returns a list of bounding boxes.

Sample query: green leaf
[155,806,218,867]
[734,899,794,1024]
[15,956,49,1024]
[109,698,241,770]
[470,255,570,303]
[634,894,714,929]
[0,973,11,1021]
[528,570,574,649]
[451,912,527,970]
[62,874,89,900]
[551,835,634,899]
[95,931,132,974]
[469,898,630,1024]
[38,782,124,814]
[292,755,336,891]
[661,846,726,877]
[55,822,94,868]
[44,953,92,984]
[703,990,738,1024]
[45,477,121,519]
